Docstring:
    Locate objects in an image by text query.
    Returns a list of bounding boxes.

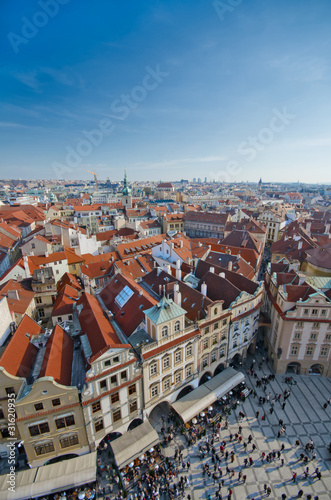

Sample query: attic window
[115,286,134,308]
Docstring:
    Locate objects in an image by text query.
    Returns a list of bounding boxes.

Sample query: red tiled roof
[57,272,83,293]
[99,274,157,336]
[39,324,74,386]
[0,315,44,378]
[52,285,79,317]
[184,211,229,225]
[0,279,35,315]
[77,292,127,356]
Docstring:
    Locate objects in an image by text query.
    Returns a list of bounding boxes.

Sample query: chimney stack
[209,267,215,274]
[228,260,233,271]
[174,283,182,307]
[201,282,207,296]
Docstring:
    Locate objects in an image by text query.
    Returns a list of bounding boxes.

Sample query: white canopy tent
[5,452,97,500]
[110,420,159,469]
[172,367,245,423]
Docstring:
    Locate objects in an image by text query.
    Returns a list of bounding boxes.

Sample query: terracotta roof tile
[0,315,44,378]
[39,324,74,386]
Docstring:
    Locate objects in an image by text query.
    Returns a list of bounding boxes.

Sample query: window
[175,350,182,364]
[222,319,227,326]
[60,434,79,449]
[120,371,127,382]
[205,327,210,335]
[113,409,121,422]
[111,392,119,404]
[161,326,168,338]
[175,371,182,384]
[128,384,136,395]
[36,297,42,304]
[306,346,313,356]
[163,356,170,370]
[321,347,328,356]
[211,351,217,363]
[29,422,50,437]
[220,347,225,358]
[291,346,298,355]
[129,400,138,413]
[113,356,119,363]
[186,344,193,357]
[55,415,75,429]
[304,309,309,315]
[297,321,303,327]
[31,243,35,249]
[34,402,43,411]
[5,387,15,396]
[56,270,59,275]
[39,309,45,318]
[313,322,319,328]
[110,375,117,387]
[186,365,193,377]
[310,333,317,340]
[214,308,218,315]
[212,334,217,345]
[312,309,318,316]
[213,322,219,330]
[294,332,301,340]
[321,309,326,316]
[203,339,209,350]
[100,379,107,392]
[0,408,4,420]
[104,360,111,367]
[115,285,134,307]
[92,402,101,413]
[94,418,104,432]
[150,362,157,376]
[151,385,158,398]
[326,334,331,341]
[35,441,54,456]
[174,321,180,332]
[202,357,208,368]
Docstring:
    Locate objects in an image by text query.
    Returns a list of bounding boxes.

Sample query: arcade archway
[128,418,143,431]
[286,362,301,375]
[309,364,323,375]
[214,363,225,376]
[176,385,194,401]
[199,372,212,385]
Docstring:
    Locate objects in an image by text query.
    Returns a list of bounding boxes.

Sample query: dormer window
[161,326,168,338]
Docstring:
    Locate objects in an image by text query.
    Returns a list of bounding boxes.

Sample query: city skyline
[2,0,331,182]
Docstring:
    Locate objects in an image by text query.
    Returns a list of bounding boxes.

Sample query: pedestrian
[266,486,271,497]
[323,402,328,410]
[279,419,283,426]
[270,407,274,414]
[281,494,287,500]
[252,443,256,452]
[292,472,297,482]
[297,491,303,498]
[243,474,247,483]
[264,483,267,493]
[282,402,286,410]
[281,458,284,466]
[256,410,260,419]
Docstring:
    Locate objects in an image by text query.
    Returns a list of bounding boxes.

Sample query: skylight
[115,285,134,308]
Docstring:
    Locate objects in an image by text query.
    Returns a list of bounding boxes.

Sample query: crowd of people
[106,352,326,500]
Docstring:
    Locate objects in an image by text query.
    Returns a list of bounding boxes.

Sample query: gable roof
[52,285,79,317]
[0,279,35,315]
[39,324,74,386]
[0,315,44,378]
[77,292,126,356]
[99,274,157,337]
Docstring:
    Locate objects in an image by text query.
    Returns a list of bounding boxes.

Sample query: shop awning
[110,420,159,469]
[204,368,245,398]
[3,468,38,500]
[172,367,245,423]
[6,452,97,500]
[172,384,215,424]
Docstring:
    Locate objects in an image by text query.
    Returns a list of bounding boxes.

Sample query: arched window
[214,308,218,315]
[161,325,168,338]
[174,320,180,332]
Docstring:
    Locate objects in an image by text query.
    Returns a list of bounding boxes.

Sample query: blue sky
[1,0,331,183]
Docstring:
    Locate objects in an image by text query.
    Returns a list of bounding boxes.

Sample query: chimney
[219,272,225,278]
[201,282,207,296]
[7,290,19,301]
[174,283,182,307]
[45,251,49,258]
[325,223,330,235]
[179,239,183,248]
[306,221,312,234]
[228,260,233,271]
[298,240,303,250]
[41,271,45,283]
[156,267,162,276]
[23,255,30,277]
[209,267,215,274]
